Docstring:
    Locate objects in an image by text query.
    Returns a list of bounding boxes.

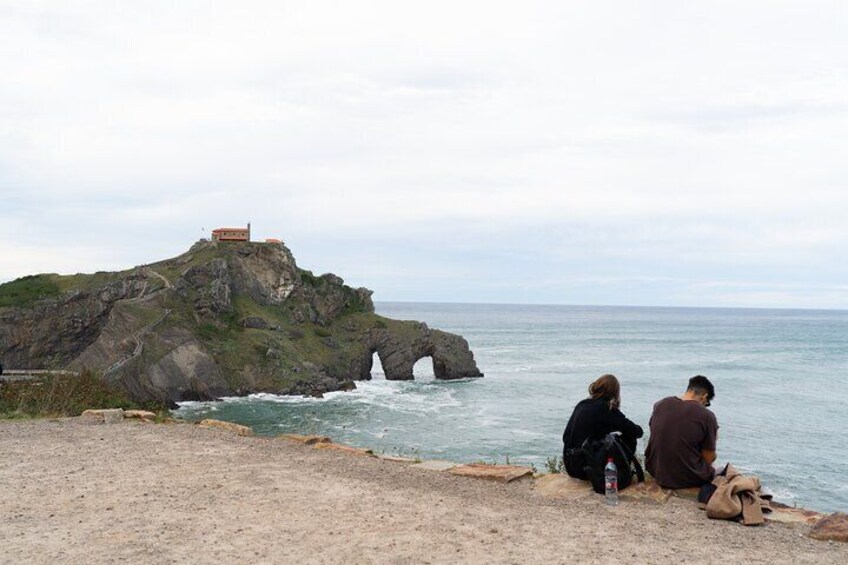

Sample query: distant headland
[0,230,483,406]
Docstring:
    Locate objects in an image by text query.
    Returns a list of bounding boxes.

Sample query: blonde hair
[588,374,621,410]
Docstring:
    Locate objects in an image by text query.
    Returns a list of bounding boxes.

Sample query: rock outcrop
[449,464,534,483]
[0,273,151,368]
[0,240,483,405]
[199,418,255,437]
[808,513,848,542]
[355,324,483,381]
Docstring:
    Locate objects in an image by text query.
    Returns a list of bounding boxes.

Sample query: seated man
[645,375,718,488]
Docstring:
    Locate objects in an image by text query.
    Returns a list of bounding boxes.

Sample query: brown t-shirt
[645,396,719,488]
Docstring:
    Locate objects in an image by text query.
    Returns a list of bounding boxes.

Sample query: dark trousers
[563,434,638,480]
[564,449,588,479]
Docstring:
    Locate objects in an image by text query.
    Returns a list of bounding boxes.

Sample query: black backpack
[581,433,645,494]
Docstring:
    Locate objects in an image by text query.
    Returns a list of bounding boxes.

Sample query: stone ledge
[533,474,594,500]
[313,443,374,456]
[277,433,331,445]
[449,464,534,483]
[198,419,254,437]
[409,460,457,472]
[669,486,700,500]
[160,417,189,425]
[124,410,157,421]
[534,476,702,504]
[80,409,124,424]
[619,480,673,504]
[807,512,846,541]
[376,455,419,463]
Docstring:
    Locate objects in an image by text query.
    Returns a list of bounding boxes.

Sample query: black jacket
[562,398,643,479]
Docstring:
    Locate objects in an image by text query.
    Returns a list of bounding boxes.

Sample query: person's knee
[564,455,587,479]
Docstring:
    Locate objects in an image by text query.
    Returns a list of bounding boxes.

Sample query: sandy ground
[1,418,845,564]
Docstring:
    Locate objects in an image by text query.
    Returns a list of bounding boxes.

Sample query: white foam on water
[237,379,459,414]
[342,379,463,415]
[173,377,470,423]
[174,400,220,414]
[174,400,205,409]
[245,391,350,403]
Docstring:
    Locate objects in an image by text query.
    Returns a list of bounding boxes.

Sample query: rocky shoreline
[1,416,845,564]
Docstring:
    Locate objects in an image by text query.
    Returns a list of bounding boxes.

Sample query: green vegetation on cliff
[0,371,165,419]
[154,288,382,394]
[0,275,61,308]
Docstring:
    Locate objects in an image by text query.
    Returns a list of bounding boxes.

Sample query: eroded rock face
[0,239,483,404]
[289,273,374,326]
[107,326,234,404]
[229,244,298,305]
[0,273,152,368]
[175,258,233,317]
[356,324,483,381]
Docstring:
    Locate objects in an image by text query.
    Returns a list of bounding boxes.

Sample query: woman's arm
[608,408,644,439]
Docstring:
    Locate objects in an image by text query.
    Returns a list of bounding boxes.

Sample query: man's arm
[699,412,719,466]
[701,425,718,464]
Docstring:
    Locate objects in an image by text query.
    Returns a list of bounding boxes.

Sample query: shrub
[0,370,164,418]
[299,270,318,286]
[342,293,369,315]
[544,456,564,474]
[0,275,61,308]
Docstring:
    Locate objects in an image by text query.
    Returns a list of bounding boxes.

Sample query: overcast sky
[2,1,847,308]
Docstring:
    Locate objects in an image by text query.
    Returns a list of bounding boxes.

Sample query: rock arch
[412,356,435,379]
[360,322,483,381]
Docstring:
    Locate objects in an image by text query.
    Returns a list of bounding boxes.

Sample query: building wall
[212,230,249,241]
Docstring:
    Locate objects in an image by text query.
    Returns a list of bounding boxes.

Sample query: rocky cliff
[0,240,483,404]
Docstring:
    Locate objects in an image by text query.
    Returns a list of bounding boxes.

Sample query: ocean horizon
[391,300,848,313]
[176,301,848,513]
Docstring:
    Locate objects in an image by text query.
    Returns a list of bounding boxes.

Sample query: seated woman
[562,374,643,479]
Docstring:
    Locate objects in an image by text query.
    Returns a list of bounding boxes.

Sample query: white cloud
[2,1,847,308]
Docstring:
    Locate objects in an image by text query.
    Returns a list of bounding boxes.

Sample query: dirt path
[102,308,171,375]
[0,418,844,564]
[141,267,173,290]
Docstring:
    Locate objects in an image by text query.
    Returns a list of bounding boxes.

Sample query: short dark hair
[687,375,715,401]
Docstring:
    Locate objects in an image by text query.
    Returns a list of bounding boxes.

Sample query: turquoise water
[175,302,848,513]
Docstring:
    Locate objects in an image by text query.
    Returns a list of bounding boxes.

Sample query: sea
[175,302,848,513]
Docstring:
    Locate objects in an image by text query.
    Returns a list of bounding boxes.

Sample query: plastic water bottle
[604,457,618,506]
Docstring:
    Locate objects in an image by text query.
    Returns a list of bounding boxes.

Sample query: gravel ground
[0,418,845,564]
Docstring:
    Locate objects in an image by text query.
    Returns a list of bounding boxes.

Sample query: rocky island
[0,239,482,405]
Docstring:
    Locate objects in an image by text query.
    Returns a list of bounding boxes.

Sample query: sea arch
[359,322,483,381]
